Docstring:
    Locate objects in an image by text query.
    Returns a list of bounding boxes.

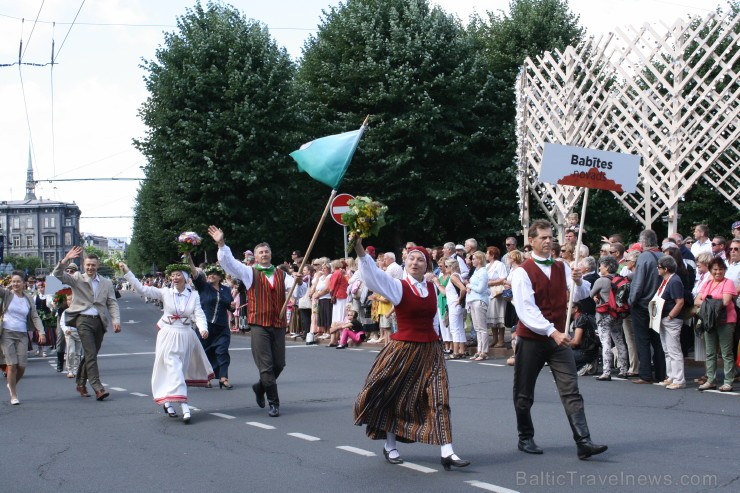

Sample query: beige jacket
[53,261,120,330]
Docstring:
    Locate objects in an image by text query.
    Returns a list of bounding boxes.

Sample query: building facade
[0,150,82,266]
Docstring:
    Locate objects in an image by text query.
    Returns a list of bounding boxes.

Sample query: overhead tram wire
[20,0,45,62]
[50,21,56,176]
[53,0,85,62]
[18,18,37,171]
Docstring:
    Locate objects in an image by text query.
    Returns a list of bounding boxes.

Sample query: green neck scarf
[254,264,275,276]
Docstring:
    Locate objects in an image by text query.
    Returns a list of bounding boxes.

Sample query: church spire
[25,146,37,200]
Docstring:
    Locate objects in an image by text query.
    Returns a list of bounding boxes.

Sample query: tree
[469,0,584,239]
[133,1,301,266]
[297,0,512,250]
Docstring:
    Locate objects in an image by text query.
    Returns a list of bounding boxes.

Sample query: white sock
[441,444,460,459]
[164,401,173,410]
[384,433,399,458]
[181,403,190,414]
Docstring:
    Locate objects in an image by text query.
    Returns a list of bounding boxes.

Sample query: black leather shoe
[441,455,471,470]
[518,438,543,454]
[252,383,266,408]
[577,440,608,460]
[268,404,280,417]
[163,404,178,418]
[383,448,403,464]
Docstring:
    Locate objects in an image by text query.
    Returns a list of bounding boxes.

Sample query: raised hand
[65,246,83,262]
[207,225,225,247]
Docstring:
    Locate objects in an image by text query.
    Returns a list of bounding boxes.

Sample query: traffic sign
[330,193,355,226]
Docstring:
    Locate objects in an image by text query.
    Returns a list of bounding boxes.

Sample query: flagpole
[280,189,337,319]
[564,187,589,333]
[281,115,370,319]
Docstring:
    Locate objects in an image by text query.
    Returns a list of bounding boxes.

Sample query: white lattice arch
[516,10,739,236]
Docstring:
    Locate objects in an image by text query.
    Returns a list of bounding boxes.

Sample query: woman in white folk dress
[119,262,214,424]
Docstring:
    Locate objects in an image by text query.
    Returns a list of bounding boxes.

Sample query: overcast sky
[0,0,728,240]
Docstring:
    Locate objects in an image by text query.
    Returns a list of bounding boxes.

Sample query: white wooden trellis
[515,10,739,236]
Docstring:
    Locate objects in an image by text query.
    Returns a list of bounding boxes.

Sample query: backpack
[596,275,631,319]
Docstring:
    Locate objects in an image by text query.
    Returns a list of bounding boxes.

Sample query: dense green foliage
[130,0,736,265]
[132,2,299,270]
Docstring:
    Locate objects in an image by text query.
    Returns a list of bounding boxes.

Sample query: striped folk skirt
[353,340,452,445]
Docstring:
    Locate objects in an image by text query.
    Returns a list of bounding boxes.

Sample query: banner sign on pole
[540,143,640,193]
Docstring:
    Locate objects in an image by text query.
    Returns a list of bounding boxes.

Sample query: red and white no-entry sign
[330,193,355,226]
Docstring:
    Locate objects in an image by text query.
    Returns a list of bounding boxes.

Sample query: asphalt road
[1,291,737,493]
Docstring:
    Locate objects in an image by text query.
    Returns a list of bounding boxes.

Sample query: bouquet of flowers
[177,231,202,254]
[342,196,388,254]
[53,287,73,307]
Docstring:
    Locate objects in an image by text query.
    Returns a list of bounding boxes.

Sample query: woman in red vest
[352,236,470,471]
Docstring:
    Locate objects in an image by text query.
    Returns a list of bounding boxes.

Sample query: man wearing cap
[731,221,740,240]
[208,226,305,417]
[53,246,121,401]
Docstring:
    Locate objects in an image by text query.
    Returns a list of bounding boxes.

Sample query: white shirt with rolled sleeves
[511,254,591,337]
[358,255,430,305]
[217,245,307,300]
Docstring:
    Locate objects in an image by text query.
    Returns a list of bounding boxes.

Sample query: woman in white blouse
[119,262,213,423]
[444,259,468,359]
[486,246,508,348]
[1,271,45,405]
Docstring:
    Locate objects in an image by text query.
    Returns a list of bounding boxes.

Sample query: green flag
[290,126,366,189]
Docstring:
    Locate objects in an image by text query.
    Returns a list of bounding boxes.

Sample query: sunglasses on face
[711,243,723,247]
[730,247,740,252]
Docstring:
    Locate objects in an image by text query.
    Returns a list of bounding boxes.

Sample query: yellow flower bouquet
[342,196,388,253]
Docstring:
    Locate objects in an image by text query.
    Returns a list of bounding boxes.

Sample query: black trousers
[631,305,666,382]
[250,325,286,405]
[513,336,584,440]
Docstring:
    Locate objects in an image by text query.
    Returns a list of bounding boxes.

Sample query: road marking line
[348,348,364,351]
[447,359,471,363]
[211,413,236,419]
[110,387,127,392]
[480,363,505,367]
[246,421,275,430]
[189,407,200,412]
[465,480,520,492]
[336,446,376,457]
[369,350,380,353]
[288,432,321,441]
[704,389,740,396]
[130,392,148,397]
[398,462,436,473]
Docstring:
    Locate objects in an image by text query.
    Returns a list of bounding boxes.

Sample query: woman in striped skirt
[352,237,470,471]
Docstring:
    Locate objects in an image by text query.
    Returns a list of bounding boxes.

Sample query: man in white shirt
[511,220,607,460]
[209,226,306,418]
[383,252,404,280]
[442,242,469,279]
[691,224,712,257]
